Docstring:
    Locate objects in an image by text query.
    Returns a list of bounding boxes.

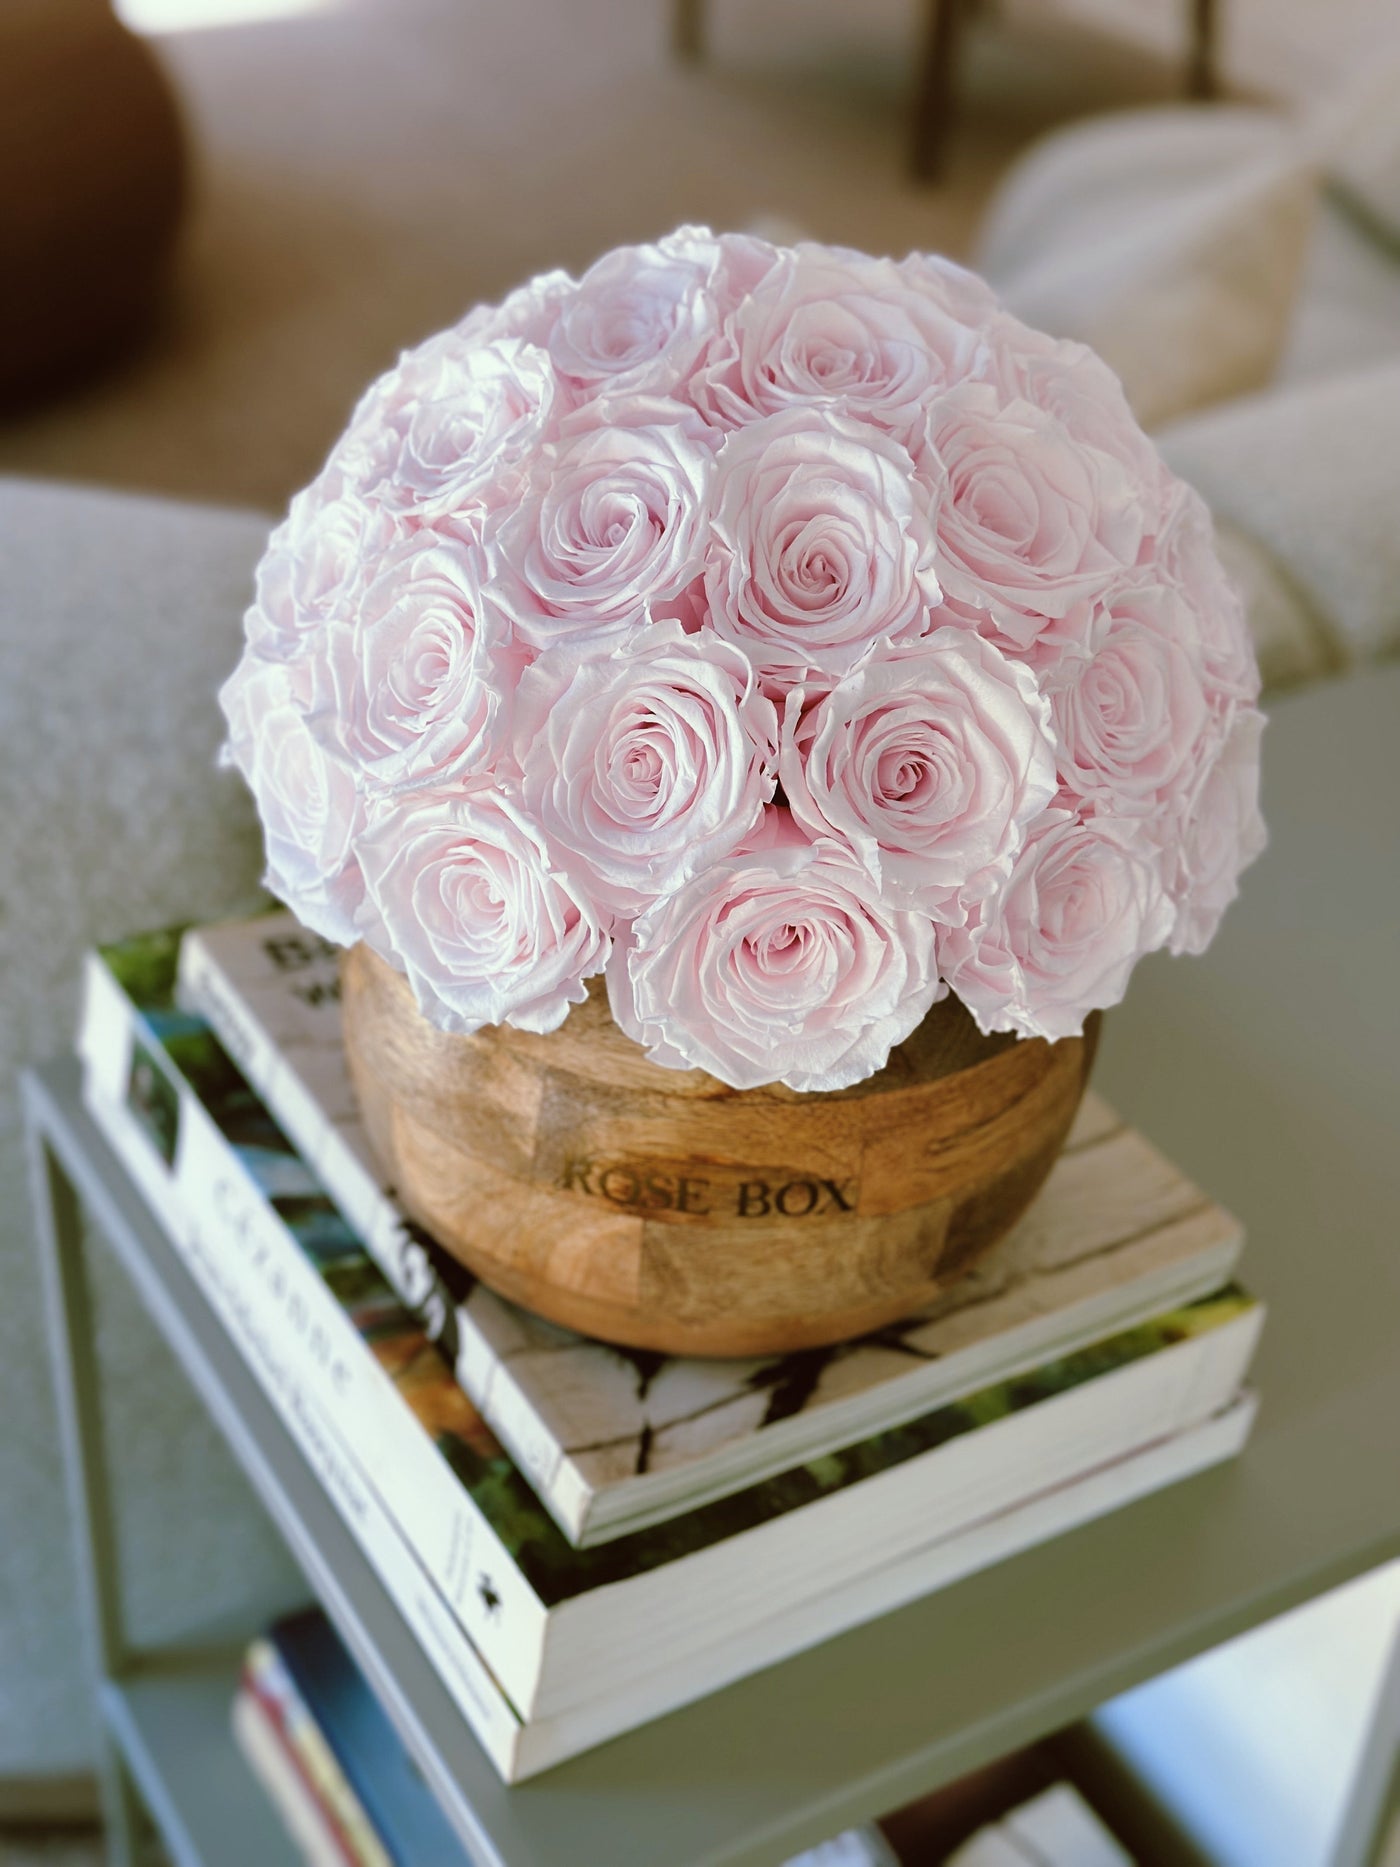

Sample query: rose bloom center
[779,521,853,612]
[876,744,935,805]
[965,462,1039,548]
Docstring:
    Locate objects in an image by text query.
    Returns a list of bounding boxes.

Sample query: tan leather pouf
[0,1,185,408]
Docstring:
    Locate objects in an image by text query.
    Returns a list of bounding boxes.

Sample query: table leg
[1186,0,1218,99]
[673,0,703,63]
[25,1112,147,1867]
[912,0,962,182]
[1332,1612,1400,1867]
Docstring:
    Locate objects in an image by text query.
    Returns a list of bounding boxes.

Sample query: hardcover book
[233,1686,353,1867]
[79,925,1261,1758]
[178,908,1245,1548]
[247,1611,468,1867]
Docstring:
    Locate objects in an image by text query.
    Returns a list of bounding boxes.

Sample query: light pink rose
[246,486,406,661]
[1044,581,1215,820]
[705,408,942,685]
[219,658,367,946]
[668,224,782,311]
[922,380,1148,658]
[554,389,719,461]
[329,335,559,524]
[609,821,944,1091]
[980,316,1169,528]
[1155,481,1262,707]
[358,788,609,1035]
[312,536,520,796]
[538,228,735,402]
[224,231,1263,1089]
[488,409,712,647]
[781,628,1056,918]
[695,249,982,440]
[453,269,574,348]
[939,811,1174,1040]
[897,250,1003,329]
[1167,708,1267,955]
[513,619,777,917]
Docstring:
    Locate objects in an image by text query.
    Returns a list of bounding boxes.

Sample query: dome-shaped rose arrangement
[221,227,1265,1094]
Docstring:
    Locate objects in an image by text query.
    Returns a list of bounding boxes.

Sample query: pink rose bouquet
[222,227,1264,1092]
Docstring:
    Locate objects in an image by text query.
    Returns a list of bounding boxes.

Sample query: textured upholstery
[0,478,302,1777]
[977,106,1297,279]
[1313,47,1400,250]
[1280,198,1400,385]
[1156,363,1400,675]
[976,107,1317,429]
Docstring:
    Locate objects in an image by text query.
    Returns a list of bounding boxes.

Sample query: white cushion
[1311,47,1400,249]
[0,478,299,1776]
[1279,196,1400,385]
[1156,361,1400,673]
[977,107,1317,429]
[978,106,1295,280]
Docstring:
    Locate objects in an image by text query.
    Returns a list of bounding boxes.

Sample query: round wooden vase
[341,945,1099,1357]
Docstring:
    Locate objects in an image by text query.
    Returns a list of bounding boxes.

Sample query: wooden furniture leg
[1186,0,1219,98]
[673,0,703,63]
[912,0,962,183]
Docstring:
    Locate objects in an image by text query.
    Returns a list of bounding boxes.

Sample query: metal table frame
[24,1053,1400,1867]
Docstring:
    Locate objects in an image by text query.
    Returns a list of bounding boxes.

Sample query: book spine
[246,1643,394,1867]
[80,954,551,1719]
[233,1689,354,1867]
[243,1647,383,1867]
[177,930,583,1538]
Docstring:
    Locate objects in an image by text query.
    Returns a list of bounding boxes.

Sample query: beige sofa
[0,480,301,1798]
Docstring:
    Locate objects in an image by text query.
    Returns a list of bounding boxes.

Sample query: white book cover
[79,926,1261,1733]
[178,910,1246,1549]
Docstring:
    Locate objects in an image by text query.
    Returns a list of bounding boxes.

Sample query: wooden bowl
[341,943,1099,1357]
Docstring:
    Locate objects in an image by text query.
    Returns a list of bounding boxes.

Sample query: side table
[24,668,1400,1867]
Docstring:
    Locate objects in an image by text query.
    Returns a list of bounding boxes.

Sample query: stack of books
[77,910,1262,1789]
[234,1606,897,1867]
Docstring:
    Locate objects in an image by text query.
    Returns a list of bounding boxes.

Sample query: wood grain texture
[341,944,1099,1356]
